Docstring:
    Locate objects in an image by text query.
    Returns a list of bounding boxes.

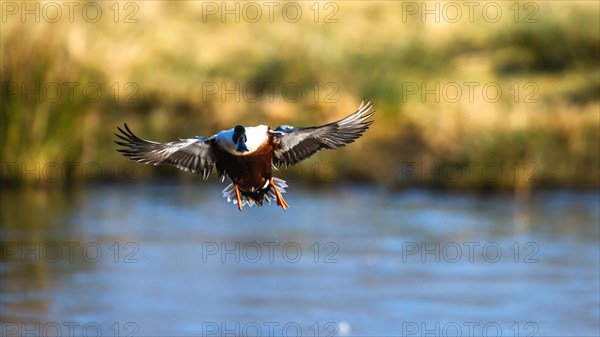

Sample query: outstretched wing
[115,124,216,179]
[270,99,374,166]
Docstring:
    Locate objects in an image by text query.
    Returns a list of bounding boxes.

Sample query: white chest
[215,125,269,155]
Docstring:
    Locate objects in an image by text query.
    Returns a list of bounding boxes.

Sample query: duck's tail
[221,178,288,208]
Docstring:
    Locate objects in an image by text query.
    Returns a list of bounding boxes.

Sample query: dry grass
[1,1,598,189]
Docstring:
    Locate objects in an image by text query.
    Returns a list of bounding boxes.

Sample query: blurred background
[1,1,599,336]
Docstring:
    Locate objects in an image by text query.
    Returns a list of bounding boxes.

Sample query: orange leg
[269,178,289,211]
[234,184,243,212]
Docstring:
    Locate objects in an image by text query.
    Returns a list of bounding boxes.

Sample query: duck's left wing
[270,99,374,166]
[115,124,216,179]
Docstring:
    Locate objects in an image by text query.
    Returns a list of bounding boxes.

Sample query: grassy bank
[1,1,598,189]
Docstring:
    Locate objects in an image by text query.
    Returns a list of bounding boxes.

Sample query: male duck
[115,99,374,211]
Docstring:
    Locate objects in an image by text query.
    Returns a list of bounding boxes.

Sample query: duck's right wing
[115,124,216,180]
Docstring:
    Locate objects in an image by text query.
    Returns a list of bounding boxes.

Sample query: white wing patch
[150,138,196,159]
[215,125,269,155]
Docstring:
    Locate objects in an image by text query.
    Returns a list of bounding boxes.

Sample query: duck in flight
[115,99,374,211]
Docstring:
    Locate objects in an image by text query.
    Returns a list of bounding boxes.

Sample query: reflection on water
[1,184,599,336]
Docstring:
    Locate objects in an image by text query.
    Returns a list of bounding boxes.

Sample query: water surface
[1,184,598,336]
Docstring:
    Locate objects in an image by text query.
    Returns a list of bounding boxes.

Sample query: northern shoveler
[115,99,374,211]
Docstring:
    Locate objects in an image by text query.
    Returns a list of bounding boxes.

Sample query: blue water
[1,184,599,336]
